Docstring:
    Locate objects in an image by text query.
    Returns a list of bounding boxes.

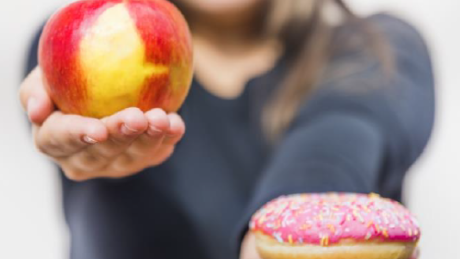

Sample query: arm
[20,29,186,181]
[239,14,435,258]
[239,112,385,259]
[248,111,384,206]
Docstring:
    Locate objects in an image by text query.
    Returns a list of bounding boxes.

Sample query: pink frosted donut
[250,193,420,259]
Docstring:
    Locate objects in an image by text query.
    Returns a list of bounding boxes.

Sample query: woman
[19,0,435,258]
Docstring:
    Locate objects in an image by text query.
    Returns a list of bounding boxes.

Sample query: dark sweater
[25,14,434,259]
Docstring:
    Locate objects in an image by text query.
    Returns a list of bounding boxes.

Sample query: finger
[144,113,185,165]
[19,67,54,125]
[35,112,108,157]
[58,162,93,182]
[146,108,171,136]
[86,107,148,159]
[162,113,186,146]
[127,108,170,156]
[240,233,262,259]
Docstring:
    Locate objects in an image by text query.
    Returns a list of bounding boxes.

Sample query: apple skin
[39,0,193,118]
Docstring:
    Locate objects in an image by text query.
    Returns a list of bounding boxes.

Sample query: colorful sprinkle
[320,235,330,246]
[382,228,389,238]
[327,224,336,234]
[250,193,421,245]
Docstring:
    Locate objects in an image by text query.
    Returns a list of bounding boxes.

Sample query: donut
[250,193,420,259]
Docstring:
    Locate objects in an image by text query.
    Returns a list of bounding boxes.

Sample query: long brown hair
[263,0,392,142]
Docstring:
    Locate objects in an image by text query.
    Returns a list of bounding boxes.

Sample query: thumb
[19,67,54,125]
[240,232,262,259]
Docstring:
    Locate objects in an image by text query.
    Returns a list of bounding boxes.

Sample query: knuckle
[111,154,134,173]
[160,147,175,162]
[94,147,121,160]
[64,123,81,145]
[78,153,107,171]
[36,134,62,155]
[127,145,150,158]
[34,134,52,155]
[145,147,174,167]
[110,137,130,147]
[62,167,88,182]
[33,133,45,152]
[34,118,67,156]
[35,142,48,155]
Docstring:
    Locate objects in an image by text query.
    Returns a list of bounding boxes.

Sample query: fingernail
[82,136,98,144]
[147,125,163,136]
[121,124,139,136]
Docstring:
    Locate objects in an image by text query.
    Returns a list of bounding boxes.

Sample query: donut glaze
[250,193,420,246]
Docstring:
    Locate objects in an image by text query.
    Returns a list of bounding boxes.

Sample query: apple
[39,0,193,118]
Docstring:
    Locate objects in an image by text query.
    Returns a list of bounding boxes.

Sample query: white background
[1,0,459,258]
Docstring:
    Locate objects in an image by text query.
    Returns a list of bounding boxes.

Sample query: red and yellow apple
[39,0,193,118]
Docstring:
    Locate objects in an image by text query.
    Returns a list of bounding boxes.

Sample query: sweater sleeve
[24,25,43,77]
[233,14,435,252]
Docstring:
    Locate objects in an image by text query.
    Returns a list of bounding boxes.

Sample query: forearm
[234,112,385,255]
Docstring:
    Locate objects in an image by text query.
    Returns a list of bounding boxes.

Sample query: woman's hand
[19,67,185,181]
[240,232,262,259]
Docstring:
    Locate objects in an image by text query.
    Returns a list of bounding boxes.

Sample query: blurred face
[172,0,265,18]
